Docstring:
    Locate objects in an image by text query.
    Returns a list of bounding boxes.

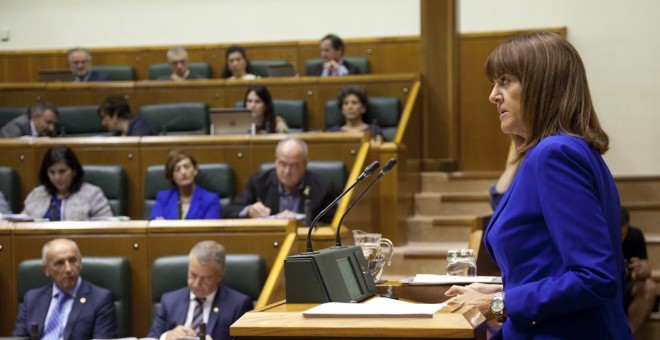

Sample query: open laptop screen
[209,107,254,135]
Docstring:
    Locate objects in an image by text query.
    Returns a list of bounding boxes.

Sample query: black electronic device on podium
[284,159,397,303]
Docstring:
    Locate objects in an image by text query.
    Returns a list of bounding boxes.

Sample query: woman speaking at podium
[445,32,631,339]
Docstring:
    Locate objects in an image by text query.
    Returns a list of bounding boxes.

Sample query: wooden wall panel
[0,225,13,336]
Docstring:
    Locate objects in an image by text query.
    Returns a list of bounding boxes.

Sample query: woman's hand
[445,285,497,319]
[464,283,503,294]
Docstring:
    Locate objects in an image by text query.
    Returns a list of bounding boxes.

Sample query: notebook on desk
[266,63,297,78]
[209,107,255,135]
[38,69,74,82]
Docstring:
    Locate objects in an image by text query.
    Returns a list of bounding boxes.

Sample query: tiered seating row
[0,36,420,82]
[0,74,417,132]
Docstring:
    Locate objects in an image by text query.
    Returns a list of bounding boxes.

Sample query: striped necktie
[190,297,206,333]
[43,292,71,340]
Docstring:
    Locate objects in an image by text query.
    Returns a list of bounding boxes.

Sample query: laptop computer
[266,63,297,78]
[209,107,255,135]
[38,69,74,82]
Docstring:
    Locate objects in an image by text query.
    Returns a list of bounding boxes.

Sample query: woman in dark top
[242,85,288,134]
[221,45,257,80]
[327,85,383,143]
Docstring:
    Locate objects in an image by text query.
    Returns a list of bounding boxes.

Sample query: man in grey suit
[0,102,59,138]
[158,46,206,81]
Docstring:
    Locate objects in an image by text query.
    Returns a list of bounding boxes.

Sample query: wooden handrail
[394,80,421,144]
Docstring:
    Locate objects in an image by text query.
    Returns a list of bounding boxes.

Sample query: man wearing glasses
[67,47,109,82]
[158,46,206,81]
[148,241,252,340]
[225,137,338,224]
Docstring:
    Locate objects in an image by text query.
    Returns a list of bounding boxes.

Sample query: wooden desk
[230,300,486,340]
[3,219,297,336]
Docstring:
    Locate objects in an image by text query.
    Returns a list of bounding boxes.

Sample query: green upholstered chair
[138,102,210,135]
[92,65,136,81]
[148,62,211,80]
[0,166,19,213]
[0,107,29,129]
[259,161,347,194]
[273,99,307,132]
[17,257,131,338]
[151,254,267,317]
[83,165,127,216]
[143,163,234,219]
[304,56,370,75]
[57,105,109,137]
[325,97,401,142]
[249,59,289,78]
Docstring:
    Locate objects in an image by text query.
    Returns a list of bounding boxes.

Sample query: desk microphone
[334,158,397,247]
[304,161,380,253]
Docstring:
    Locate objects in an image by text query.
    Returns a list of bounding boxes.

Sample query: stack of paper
[403,274,502,285]
[302,297,447,318]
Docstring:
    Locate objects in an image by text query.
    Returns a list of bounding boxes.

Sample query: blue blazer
[13,280,117,339]
[151,186,221,220]
[147,285,252,340]
[485,134,631,339]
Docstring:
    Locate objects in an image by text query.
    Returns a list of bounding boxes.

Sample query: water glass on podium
[446,248,477,276]
[352,230,394,283]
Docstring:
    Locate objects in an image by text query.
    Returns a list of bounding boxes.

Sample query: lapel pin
[80,297,87,304]
[213,306,219,313]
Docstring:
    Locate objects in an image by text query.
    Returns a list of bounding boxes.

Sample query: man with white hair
[13,238,117,339]
[148,240,252,340]
[158,46,206,81]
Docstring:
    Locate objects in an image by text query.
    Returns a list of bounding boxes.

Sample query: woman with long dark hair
[243,85,289,134]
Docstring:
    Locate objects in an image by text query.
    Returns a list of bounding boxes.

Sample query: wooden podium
[230,284,487,340]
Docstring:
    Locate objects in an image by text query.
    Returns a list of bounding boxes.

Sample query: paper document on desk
[302,297,447,318]
[405,274,502,285]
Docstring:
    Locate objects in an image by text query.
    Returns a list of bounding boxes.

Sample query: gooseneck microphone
[334,158,398,247]
[304,161,380,253]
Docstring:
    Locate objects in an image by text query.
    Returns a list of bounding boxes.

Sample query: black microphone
[334,158,397,247]
[304,160,380,253]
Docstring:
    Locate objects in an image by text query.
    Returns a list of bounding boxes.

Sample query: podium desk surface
[230,300,486,340]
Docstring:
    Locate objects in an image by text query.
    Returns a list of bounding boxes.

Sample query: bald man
[225,137,338,224]
[13,238,117,339]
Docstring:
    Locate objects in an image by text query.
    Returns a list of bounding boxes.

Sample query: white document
[405,274,502,285]
[302,297,447,318]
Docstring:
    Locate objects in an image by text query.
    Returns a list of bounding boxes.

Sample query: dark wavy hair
[221,45,255,78]
[39,146,85,196]
[243,85,276,133]
[98,96,132,119]
[485,32,608,161]
[336,85,369,123]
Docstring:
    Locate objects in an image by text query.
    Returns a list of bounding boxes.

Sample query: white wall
[1,0,658,175]
[460,0,660,176]
[0,0,420,49]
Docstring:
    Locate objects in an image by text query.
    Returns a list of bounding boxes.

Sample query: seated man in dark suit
[13,238,117,339]
[158,46,206,81]
[148,240,252,340]
[98,96,156,136]
[307,34,360,77]
[225,137,338,224]
[0,102,59,138]
[67,47,110,82]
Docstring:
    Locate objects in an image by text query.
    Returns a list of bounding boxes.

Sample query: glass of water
[446,248,477,276]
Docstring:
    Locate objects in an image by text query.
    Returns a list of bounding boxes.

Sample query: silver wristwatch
[490,292,506,323]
